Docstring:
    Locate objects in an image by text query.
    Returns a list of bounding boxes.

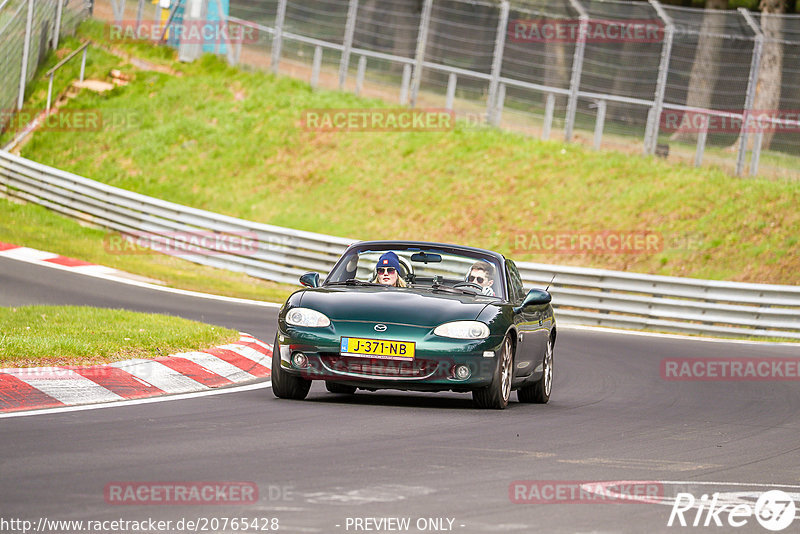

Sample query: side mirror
[299,272,320,288]
[514,288,551,312]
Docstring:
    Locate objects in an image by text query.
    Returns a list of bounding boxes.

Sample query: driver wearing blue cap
[375,251,406,287]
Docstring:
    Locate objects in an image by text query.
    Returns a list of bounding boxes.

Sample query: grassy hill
[5,19,800,286]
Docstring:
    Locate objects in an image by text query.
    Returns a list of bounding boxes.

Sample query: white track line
[0,381,272,419]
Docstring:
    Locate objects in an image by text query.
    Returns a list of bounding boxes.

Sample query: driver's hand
[482,286,495,296]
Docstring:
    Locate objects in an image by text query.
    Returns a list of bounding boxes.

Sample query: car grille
[320,354,438,378]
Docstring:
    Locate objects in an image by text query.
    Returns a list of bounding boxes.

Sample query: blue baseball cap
[376,251,401,272]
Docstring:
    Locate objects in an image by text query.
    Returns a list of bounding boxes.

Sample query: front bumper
[276,322,503,392]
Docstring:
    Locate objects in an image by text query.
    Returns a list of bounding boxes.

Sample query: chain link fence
[0,0,90,131]
[221,0,800,179]
[5,0,798,178]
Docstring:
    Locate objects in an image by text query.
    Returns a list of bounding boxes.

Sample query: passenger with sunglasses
[375,251,407,287]
[467,261,495,296]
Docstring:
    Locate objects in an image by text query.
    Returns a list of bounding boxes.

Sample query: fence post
[564,0,587,142]
[311,46,322,88]
[645,0,674,155]
[355,55,366,96]
[53,0,64,49]
[486,0,509,126]
[542,92,555,140]
[339,0,359,89]
[593,99,606,150]
[46,73,54,111]
[694,116,707,166]
[750,129,763,176]
[135,0,145,33]
[80,46,87,82]
[399,63,412,105]
[409,0,433,108]
[271,0,288,75]
[17,0,35,110]
[445,73,457,110]
[737,7,763,178]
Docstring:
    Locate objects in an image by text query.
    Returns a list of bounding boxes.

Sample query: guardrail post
[645,0,674,155]
[310,45,322,88]
[355,55,366,96]
[53,0,64,48]
[694,116,707,166]
[542,92,554,140]
[338,0,359,89]
[271,0,287,74]
[593,99,606,150]
[445,73,456,110]
[486,0,509,126]
[737,7,763,178]
[399,63,411,105]
[409,0,433,108]
[17,0,35,110]
[564,0,587,142]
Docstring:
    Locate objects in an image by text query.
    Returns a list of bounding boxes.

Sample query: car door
[507,260,545,379]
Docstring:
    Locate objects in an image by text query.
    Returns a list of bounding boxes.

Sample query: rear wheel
[518,336,553,404]
[271,335,311,400]
[473,335,513,410]
[326,381,356,395]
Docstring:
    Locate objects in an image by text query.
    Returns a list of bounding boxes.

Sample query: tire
[473,335,513,410]
[326,381,356,395]
[517,336,553,404]
[271,335,311,400]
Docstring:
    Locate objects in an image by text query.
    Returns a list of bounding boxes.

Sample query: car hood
[298,286,494,327]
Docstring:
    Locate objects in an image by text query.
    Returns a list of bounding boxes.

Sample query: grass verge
[0,305,239,367]
[11,19,799,286]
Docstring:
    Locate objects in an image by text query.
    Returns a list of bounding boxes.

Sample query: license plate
[339,337,415,360]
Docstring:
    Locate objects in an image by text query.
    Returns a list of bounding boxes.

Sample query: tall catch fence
[213,0,800,178]
[0,0,90,131]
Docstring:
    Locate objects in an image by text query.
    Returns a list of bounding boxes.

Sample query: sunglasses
[468,275,485,284]
[377,267,397,275]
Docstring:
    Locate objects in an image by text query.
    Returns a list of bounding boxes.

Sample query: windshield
[325,247,504,300]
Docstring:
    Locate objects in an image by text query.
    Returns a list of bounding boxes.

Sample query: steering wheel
[453,282,484,293]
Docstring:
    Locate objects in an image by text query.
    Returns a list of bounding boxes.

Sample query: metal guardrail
[1,149,799,340]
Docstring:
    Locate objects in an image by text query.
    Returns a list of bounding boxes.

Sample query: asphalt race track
[2,255,799,533]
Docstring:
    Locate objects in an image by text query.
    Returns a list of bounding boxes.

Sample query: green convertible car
[272,241,556,409]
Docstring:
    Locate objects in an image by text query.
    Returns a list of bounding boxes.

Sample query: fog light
[291,352,309,368]
[454,364,471,380]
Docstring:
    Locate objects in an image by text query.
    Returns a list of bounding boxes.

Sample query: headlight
[285,307,331,328]
[434,321,490,339]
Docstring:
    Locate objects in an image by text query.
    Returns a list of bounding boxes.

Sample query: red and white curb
[0,241,124,276]
[0,333,272,413]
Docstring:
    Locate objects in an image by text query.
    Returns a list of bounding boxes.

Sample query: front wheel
[271,335,311,400]
[517,336,553,404]
[473,335,513,410]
